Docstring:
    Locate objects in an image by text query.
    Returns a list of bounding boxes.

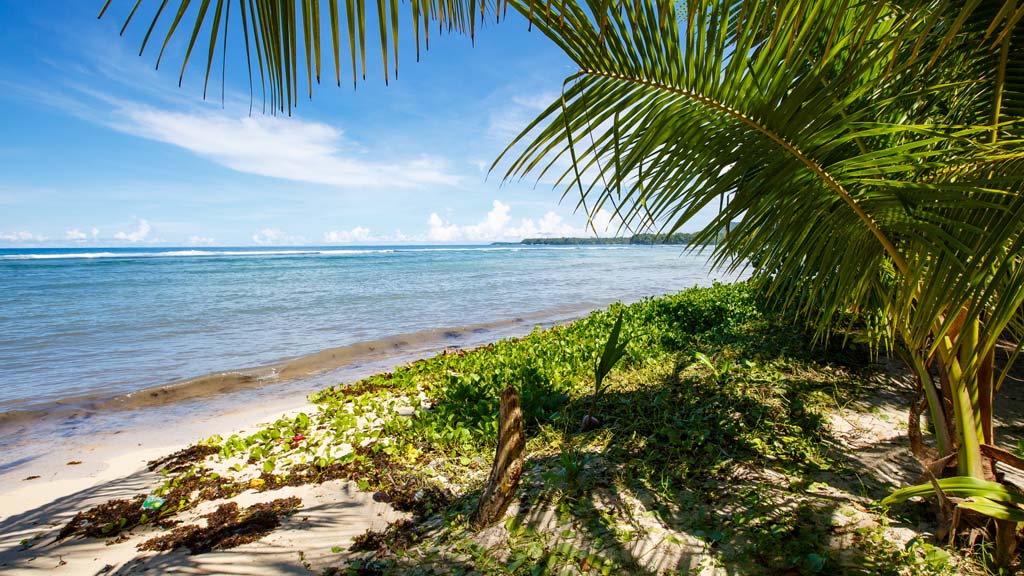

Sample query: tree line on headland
[496,233,704,246]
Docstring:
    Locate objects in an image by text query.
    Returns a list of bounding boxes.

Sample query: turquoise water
[0,245,738,419]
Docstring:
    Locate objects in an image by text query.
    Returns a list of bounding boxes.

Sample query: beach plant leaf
[582,308,628,429]
[594,309,628,395]
[957,497,1024,524]
[882,475,1024,507]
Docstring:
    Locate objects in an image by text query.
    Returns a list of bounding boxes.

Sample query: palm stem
[908,348,952,456]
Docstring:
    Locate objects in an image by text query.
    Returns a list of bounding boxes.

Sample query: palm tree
[503,4,1024,562]
[99,0,1024,564]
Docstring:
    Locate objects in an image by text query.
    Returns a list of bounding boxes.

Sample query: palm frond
[100,0,1024,363]
[498,0,1024,356]
[100,0,508,113]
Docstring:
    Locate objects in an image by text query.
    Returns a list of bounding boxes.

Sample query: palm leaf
[958,496,1024,523]
[101,0,508,113]
[883,475,1024,507]
[496,0,1024,362]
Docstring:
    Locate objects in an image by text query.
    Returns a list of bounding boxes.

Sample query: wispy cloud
[487,90,614,189]
[18,73,463,191]
[107,103,461,189]
[488,92,558,142]
[188,235,216,246]
[251,228,307,246]
[0,230,48,243]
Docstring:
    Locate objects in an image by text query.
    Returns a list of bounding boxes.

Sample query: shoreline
[0,306,585,423]
[0,304,598,517]
[0,283,965,575]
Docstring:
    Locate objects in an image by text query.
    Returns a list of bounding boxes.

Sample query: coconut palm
[100,0,1024,564]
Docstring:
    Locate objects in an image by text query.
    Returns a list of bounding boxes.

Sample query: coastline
[1,245,732,412]
[0,308,579,424]
[0,303,596,518]
[0,283,962,575]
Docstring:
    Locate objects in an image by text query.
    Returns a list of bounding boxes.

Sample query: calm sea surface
[0,245,739,417]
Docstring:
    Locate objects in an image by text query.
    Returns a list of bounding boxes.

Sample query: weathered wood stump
[995,518,1018,569]
[473,386,525,528]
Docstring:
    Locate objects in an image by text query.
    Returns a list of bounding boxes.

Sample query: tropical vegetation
[63,283,968,573]
[96,0,1024,568]
[514,232,703,245]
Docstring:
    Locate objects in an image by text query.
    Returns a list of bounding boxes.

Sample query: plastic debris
[141,495,166,510]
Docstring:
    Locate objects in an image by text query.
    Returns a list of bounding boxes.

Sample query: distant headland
[492,233,708,246]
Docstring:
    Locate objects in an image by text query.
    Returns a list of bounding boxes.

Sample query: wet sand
[0,306,592,516]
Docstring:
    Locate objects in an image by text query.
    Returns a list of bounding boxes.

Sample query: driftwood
[981,443,1024,474]
[996,518,1019,569]
[473,387,525,528]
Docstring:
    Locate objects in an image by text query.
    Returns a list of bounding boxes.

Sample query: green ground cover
[62,282,979,574]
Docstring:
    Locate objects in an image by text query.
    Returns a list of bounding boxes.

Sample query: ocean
[0,244,741,469]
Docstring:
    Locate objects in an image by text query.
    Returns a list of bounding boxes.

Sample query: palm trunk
[907,349,953,457]
[979,345,995,447]
[932,316,1020,569]
[946,358,984,479]
[934,318,985,479]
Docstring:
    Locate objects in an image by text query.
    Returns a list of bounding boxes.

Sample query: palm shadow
[423,326,933,574]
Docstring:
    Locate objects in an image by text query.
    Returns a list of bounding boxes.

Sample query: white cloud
[252,228,306,246]
[188,235,216,245]
[114,218,152,242]
[425,200,621,243]
[428,200,514,242]
[508,211,580,238]
[0,230,48,243]
[515,207,620,237]
[110,104,460,189]
[323,226,371,244]
[65,227,99,242]
[426,213,465,242]
[588,209,623,236]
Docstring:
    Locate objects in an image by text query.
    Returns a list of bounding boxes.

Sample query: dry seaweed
[105,532,131,546]
[58,467,244,540]
[348,519,416,553]
[384,479,453,519]
[254,444,400,492]
[138,497,302,554]
[147,444,220,473]
[254,462,351,491]
[317,379,397,401]
[58,496,147,540]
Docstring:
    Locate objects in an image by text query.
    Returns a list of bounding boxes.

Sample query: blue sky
[0,1,715,247]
